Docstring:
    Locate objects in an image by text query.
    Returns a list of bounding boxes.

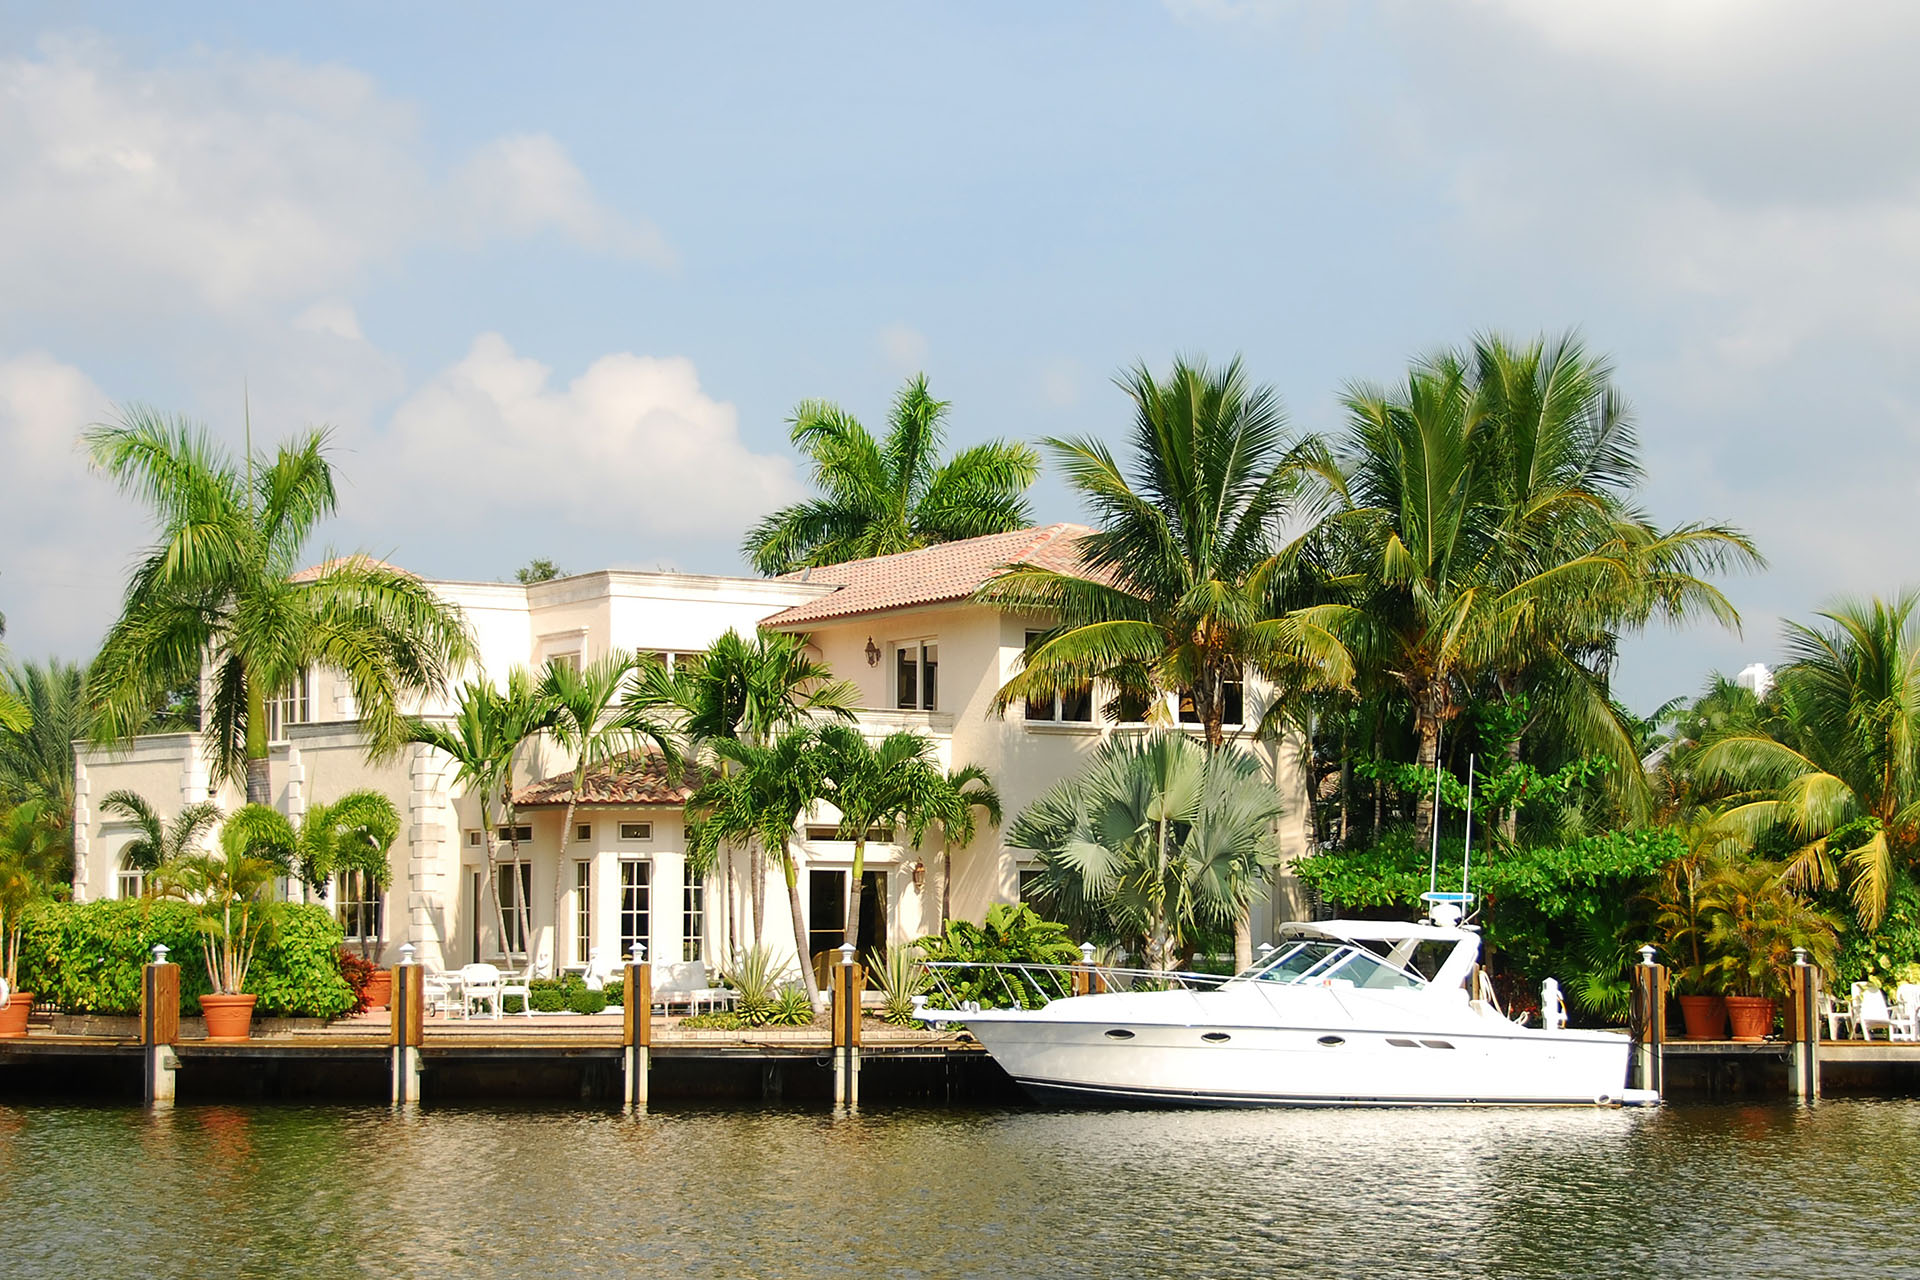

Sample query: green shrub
[16,898,354,1017]
[600,977,624,1007]
[680,1010,745,1030]
[527,978,568,1013]
[764,984,814,1026]
[1833,871,1920,990]
[913,903,1080,1010]
[568,986,609,1015]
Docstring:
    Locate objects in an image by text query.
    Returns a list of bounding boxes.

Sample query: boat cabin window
[1248,939,1424,990]
[1321,949,1424,990]
[1252,941,1343,982]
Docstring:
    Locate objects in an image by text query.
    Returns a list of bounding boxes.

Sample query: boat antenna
[1426,722,1443,903]
[1461,753,1475,906]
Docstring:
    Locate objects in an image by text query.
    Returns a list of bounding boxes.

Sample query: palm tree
[742,374,1041,575]
[542,651,676,949]
[982,356,1352,754]
[1316,335,1759,842]
[1697,595,1920,928]
[221,789,401,956]
[1010,733,1282,972]
[99,790,224,880]
[635,630,854,950]
[684,730,829,1003]
[0,614,27,736]
[86,409,473,805]
[919,764,1003,930]
[0,659,90,813]
[814,724,946,952]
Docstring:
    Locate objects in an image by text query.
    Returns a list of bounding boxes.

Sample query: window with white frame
[494,825,534,845]
[1022,631,1093,724]
[546,651,581,674]
[618,821,652,842]
[682,880,705,961]
[267,668,312,740]
[335,868,383,943]
[117,855,144,900]
[573,860,592,965]
[496,861,532,955]
[620,861,652,957]
[896,640,938,711]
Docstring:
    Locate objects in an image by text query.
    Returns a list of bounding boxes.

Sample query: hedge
[15,898,356,1018]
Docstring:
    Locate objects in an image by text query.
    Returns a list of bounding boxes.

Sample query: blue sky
[3,1,1917,712]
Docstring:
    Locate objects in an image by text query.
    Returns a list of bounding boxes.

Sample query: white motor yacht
[920,915,1647,1108]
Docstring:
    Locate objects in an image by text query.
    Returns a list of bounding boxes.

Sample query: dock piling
[1788,947,1820,1101]
[832,944,862,1108]
[1629,945,1666,1098]
[623,944,652,1109]
[139,949,180,1108]
[389,955,424,1104]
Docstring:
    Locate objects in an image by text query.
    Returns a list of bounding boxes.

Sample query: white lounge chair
[1855,985,1899,1041]
[1819,988,1853,1039]
[1894,983,1920,1042]
[460,963,504,1019]
[499,961,535,1018]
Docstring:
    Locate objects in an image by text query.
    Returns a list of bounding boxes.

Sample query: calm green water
[4,1100,1916,1278]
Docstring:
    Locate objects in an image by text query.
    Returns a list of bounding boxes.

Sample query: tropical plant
[913,903,1080,1009]
[1313,335,1759,842]
[742,373,1040,575]
[542,650,675,948]
[1010,733,1283,971]
[1699,859,1841,999]
[220,790,401,956]
[720,942,791,1024]
[0,613,26,736]
[1696,595,1920,930]
[85,409,473,804]
[917,764,1003,930]
[0,658,89,812]
[152,824,282,995]
[815,724,948,952]
[869,945,928,1027]
[765,984,815,1027]
[0,809,64,996]
[638,629,854,950]
[100,791,224,878]
[684,729,830,1003]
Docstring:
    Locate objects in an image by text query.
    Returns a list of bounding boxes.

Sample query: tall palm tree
[0,614,27,736]
[1316,335,1758,842]
[1,659,89,816]
[1010,733,1282,972]
[541,651,677,951]
[99,791,224,878]
[86,410,473,805]
[634,630,854,950]
[742,374,1041,575]
[919,764,1003,930]
[684,730,830,1003]
[1697,595,1920,929]
[814,724,946,952]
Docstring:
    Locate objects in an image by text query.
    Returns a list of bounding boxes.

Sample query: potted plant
[155,826,280,1042]
[1645,840,1727,1040]
[1702,858,1839,1042]
[0,801,65,1037]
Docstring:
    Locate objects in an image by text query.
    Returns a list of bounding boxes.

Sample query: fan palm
[1010,733,1282,972]
[1696,595,1920,928]
[86,409,473,805]
[100,790,224,877]
[1316,334,1758,841]
[814,724,946,952]
[742,374,1041,575]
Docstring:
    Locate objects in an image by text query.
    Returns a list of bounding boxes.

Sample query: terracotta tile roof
[290,554,414,583]
[513,751,708,808]
[761,524,1096,627]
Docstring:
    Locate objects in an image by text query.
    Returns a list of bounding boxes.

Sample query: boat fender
[1540,978,1567,1031]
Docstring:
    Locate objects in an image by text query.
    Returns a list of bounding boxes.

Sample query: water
[4,1100,1917,1278]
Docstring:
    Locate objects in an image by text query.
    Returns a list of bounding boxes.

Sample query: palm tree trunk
[245,678,271,806]
[1233,908,1252,974]
[724,847,738,962]
[843,837,867,952]
[1413,685,1447,848]
[750,845,765,942]
[552,775,582,967]
[1338,718,1351,848]
[480,799,510,963]
[782,845,822,1006]
[940,848,952,930]
[1371,706,1385,837]
[505,805,533,970]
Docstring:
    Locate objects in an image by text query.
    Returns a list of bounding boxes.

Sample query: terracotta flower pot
[200,993,258,1042]
[1724,995,1776,1042]
[0,992,35,1038]
[1677,994,1728,1040]
[363,968,393,1011]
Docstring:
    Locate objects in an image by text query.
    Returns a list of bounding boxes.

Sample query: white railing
[917,960,1232,1013]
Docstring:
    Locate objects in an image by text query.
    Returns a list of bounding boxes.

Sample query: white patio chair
[655,961,700,1015]
[684,960,734,1014]
[1854,985,1898,1041]
[460,963,504,1020]
[1819,988,1853,1040]
[1894,983,1920,1042]
[498,961,535,1018]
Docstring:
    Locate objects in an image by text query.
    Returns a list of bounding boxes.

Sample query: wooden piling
[1788,951,1820,1101]
[623,958,652,1108]
[1628,950,1666,1098]
[139,961,180,1107]
[389,963,425,1105]
[831,949,863,1108]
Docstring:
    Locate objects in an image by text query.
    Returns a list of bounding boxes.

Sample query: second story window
[267,668,312,741]
[1023,631,1093,724]
[896,641,938,711]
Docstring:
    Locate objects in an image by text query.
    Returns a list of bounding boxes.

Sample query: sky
[2,0,1917,713]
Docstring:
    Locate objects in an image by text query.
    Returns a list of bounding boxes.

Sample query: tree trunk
[724,847,738,962]
[940,847,952,930]
[1501,728,1522,844]
[750,845,765,942]
[553,788,579,970]
[480,801,510,965]
[1233,908,1252,974]
[843,836,867,953]
[783,845,822,1006]
[1338,718,1351,849]
[505,807,533,971]
[1371,709,1384,837]
[245,677,271,805]
[1412,685,1447,849]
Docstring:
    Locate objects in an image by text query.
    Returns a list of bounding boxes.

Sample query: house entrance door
[806,869,886,983]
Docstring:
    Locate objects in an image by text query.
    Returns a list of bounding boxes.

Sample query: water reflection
[3,1101,1915,1278]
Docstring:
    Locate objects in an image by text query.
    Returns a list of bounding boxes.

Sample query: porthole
[1104,1028,1136,1040]
[1316,1035,1346,1047]
[1202,1032,1231,1044]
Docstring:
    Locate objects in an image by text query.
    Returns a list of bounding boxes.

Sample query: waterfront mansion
[72,526,1312,974]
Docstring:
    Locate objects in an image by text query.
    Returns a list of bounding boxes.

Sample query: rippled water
[4,1099,1916,1278]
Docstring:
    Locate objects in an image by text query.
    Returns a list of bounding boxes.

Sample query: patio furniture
[1894,983,1920,1041]
[498,962,535,1018]
[1854,985,1899,1041]
[460,963,505,1019]
[1819,988,1853,1039]
[423,969,464,1019]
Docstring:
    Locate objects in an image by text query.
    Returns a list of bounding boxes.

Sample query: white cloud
[877,324,930,372]
[0,38,671,319]
[0,352,143,658]
[367,334,798,545]
[292,301,365,342]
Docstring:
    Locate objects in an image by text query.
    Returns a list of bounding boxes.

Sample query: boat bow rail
[916,961,1229,1016]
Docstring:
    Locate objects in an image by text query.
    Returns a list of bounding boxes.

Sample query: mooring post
[1073,941,1095,997]
[1788,946,1820,1101]
[1629,944,1666,1098]
[140,945,180,1108]
[832,943,862,1108]
[390,944,425,1105]
[623,942,652,1109]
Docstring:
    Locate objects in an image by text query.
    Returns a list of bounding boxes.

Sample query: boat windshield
[1249,940,1425,990]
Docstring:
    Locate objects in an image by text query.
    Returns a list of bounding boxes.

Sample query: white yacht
[920,916,1645,1108]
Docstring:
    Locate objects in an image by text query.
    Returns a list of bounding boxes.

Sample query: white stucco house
[72,527,1311,977]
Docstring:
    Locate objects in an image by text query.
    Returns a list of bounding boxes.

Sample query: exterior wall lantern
[910,860,927,891]
[865,637,881,666]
